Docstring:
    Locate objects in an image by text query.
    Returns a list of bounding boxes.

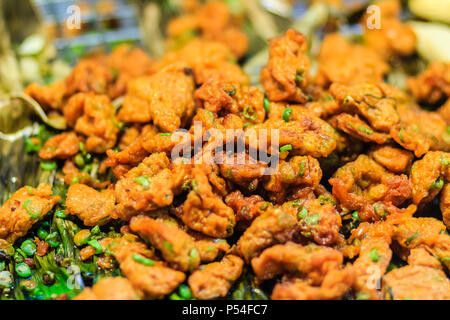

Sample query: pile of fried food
[1,0,450,300]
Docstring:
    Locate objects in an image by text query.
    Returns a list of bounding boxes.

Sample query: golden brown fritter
[225,190,266,225]
[315,34,389,88]
[188,254,243,299]
[271,267,355,300]
[251,242,344,283]
[330,82,400,132]
[38,132,80,160]
[329,114,390,144]
[117,65,195,133]
[293,198,343,246]
[362,0,416,59]
[0,185,60,243]
[383,265,450,300]
[74,277,143,300]
[235,206,298,262]
[114,152,187,220]
[249,116,337,158]
[72,93,119,153]
[260,29,310,103]
[167,0,248,58]
[129,215,200,272]
[173,164,235,238]
[369,145,413,173]
[195,80,265,124]
[190,233,230,263]
[105,124,178,178]
[409,151,450,204]
[120,255,186,299]
[24,81,66,110]
[265,156,322,194]
[15,2,450,301]
[156,39,249,86]
[391,103,450,156]
[329,155,411,221]
[106,44,154,98]
[440,183,450,228]
[66,184,115,226]
[407,62,450,105]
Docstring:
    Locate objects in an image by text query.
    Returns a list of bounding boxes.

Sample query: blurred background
[0,0,449,96]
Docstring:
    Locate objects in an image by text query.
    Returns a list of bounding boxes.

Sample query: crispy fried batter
[260,29,310,103]
[0,185,60,243]
[66,184,115,226]
[188,255,243,299]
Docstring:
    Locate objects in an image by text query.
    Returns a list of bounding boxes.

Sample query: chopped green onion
[369,248,380,262]
[305,213,320,226]
[430,177,444,190]
[243,106,257,121]
[223,84,236,96]
[189,248,198,270]
[79,142,86,155]
[206,110,215,122]
[23,199,41,219]
[191,179,199,194]
[87,239,103,254]
[282,108,292,122]
[318,195,336,205]
[132,254,155,266]
[440,156,450,166]
[405,233,420,245]
[280,144,292,152]
[300,231,312,238]
[84,153,92,163]
[359,126,373,135]
[55,209,66,219]
[160,133,171,136]
[162,241,175,255]
[295,69,305,84]
[74,154,85,168]
[169,293,183,300]
[352,211,361,222]
[113,119,125,130]
[343,96,354,105]
[356,292,371,300]
[178,284,192,299]
[297,206,308,220]
[134,176,150,190]
[298,161,305,177]
[263,97,270,113]
[259,202,269,211]
[40,160,56,171]
[398,129,404,143]
[91,225,100,235]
